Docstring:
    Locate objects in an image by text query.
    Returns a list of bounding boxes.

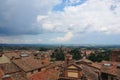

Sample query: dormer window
[117,64,120,68]
[118,55,120,58]
[38,68,41,72]
[31,70,34,74]
[3,75,11,78]
[103,63,112,67]
[41,62,44,65]
[20,53,29,57]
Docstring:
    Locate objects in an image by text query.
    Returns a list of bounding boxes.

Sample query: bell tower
[65,54,73,64]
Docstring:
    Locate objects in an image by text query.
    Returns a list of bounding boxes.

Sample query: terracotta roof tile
[2,72,28,80]
[0,63,20,74]
[30,69,60,80]
[2,77,13,80]
[81,64,99,80]
[11,72,28,80]
[96,61,120,78]
[46,61,64,69]
[0,68,4,78]
[4,52,20,59]
[12,56,50,72]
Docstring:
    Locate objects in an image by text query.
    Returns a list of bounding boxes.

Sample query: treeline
[87,50,111,62]
[51,48,112,62]
[51,48,82,61]
[0,44,57,51]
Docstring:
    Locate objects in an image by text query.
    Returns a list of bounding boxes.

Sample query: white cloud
[37,15,48,21]
[52,32,74,42]
[42,22,55,31]
[0,36,42,44]
[37,0,120,34]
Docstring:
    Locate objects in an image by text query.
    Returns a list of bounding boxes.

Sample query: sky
[0,0,120,45]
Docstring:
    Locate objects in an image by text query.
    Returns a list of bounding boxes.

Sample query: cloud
[0,0,60,35]
[0,0,120,44]
[0,36,42,44]
[37,0,120,34]
[42,22,55,31]
[37,15,48,21]
[52,32,74,42]
[1,0,120,36]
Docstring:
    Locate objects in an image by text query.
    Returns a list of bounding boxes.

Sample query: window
[67,72,78,78]
[103,63,112,67]
[117,64,120,69]
[31,70,34,74]
[38,68,41,72]
[101,73,108,80]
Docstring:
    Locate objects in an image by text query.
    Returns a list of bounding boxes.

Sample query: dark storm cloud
[0,0,57,36]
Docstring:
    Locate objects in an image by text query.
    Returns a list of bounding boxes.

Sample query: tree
[70,48,82,60]
[39,47,48,51]
[51,48,65,61]
[87,50,111,62]
[87,53,96,62]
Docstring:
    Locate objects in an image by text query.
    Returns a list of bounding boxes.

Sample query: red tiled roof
[0,68,4,78]
[100,61,120,77]
[11,72,28,80]
[46,61,64,69]
[76,58,93,64]
[30,69,59,80]
[81,64,99,80]
[4,52,20,59]
[0,63,20,74]
[12,56,50,72]
[2,77,13,80]
[2,72,28,80]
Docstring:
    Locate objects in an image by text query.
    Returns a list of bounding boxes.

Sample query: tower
[65,54,73,64]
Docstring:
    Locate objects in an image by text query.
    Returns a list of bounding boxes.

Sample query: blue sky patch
[110,5,117,11]
[52,0,87,11]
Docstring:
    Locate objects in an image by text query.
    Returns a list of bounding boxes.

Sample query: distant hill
[0,43,120,48]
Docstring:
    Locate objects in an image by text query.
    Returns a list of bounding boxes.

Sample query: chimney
[41,61,45,65]
[0,53,2,57]
[65,54,73,64]
[0,47,4,57]
[0,51,3,57]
